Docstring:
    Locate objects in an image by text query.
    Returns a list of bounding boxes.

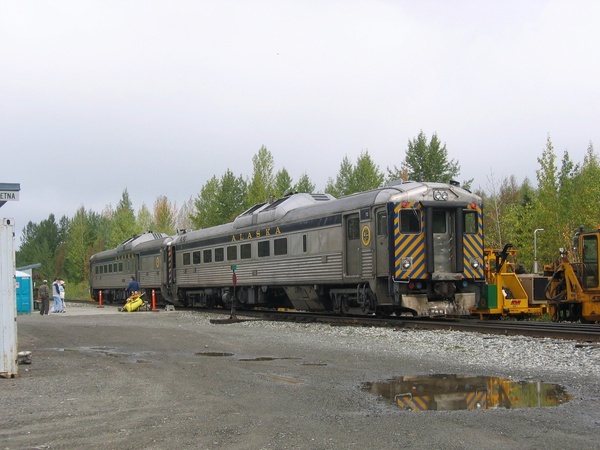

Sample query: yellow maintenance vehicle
[544,226,600,323]
[470,244,547,320]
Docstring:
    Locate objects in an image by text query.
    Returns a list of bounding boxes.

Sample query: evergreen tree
[16,214,68,280]
[136,204,154,233]
[218,169,248,223]
[294,172,316,193]
[273,168,294,197]
[325,155,353,197]
[325,151,383,196]
[64,207,95,283]
[402,131,460,183]
[153,196,176,235]
[572,143,600,231]
[190,176,220,229]
[109,189,138,246]
[247,145,275,205]
[535,136,561,260]
[353,151,384,192]
[190,170,247,229]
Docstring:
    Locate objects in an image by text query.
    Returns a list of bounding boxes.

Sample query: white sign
[0,191,19,201]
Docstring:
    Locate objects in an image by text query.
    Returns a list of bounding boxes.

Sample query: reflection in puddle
[362,374,572,411]
[195,352,234,357]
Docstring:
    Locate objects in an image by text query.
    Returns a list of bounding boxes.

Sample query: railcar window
[215,248,224,262]
[303,234,307,253]
[241,243,251,259]
[582,235,598,288]
[274,237,288,255]
[582,236,598,264]
[263,197,288,211]
[399,210,421,233]
[183,253,191,266]
[377,211,388,236]
[258,241,270,257]
[227,245,238,261]
[118,262,123,272]
[109,264,113,273]
[347,218,360,240]
[432,211,447,233]
[203,249,212,263]
[113,263,118,272]
[464,211,477,234]
[193,251,201,264]
[95,266,98,274]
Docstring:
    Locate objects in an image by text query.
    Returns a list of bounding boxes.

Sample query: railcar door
[162,243,176,301]
[345,213,361,276]
[431,209,455,273]
[375,207,389,276]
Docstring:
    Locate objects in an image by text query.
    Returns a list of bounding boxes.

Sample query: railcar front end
[389,183,485,316]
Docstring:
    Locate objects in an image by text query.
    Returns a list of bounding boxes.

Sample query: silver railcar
[162,181,485,316]
[90,232,170,302]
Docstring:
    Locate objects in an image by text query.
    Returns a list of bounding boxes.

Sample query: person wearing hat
[58,279,66,313]
[38,279,50,316]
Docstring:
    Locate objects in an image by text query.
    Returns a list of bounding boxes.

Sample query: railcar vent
[311,193,334,201]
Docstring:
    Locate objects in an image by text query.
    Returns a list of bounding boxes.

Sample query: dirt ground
[2,303,599,450]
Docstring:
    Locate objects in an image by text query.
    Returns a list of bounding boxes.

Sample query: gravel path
[2,303,599,449]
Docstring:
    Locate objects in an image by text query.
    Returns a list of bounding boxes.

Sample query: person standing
[127,276,141,297]
[52,278,62,313]
[59,279,66,313]
[38,279,50,316]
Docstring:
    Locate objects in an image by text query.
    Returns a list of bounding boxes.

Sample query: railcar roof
[90,232,170,260]
[171,181,479,246]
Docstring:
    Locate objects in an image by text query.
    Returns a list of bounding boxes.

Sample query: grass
[64,281,93,301]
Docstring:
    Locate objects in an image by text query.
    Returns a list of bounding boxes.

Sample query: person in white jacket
[58,279,66,313]
[52,278,62,313]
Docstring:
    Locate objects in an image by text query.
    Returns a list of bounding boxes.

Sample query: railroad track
[73,299,600,342]
[219,309,600,342]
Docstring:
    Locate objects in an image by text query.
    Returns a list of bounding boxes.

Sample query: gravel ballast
[2,303,599,449]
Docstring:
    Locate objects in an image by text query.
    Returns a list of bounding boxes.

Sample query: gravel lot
[2,302,599,449]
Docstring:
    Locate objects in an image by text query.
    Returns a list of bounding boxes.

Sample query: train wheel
[340,296,350,315]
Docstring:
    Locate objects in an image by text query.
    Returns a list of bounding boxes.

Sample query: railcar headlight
[402,257,412,270]
[433,190,449,201]
[470,258,480,269]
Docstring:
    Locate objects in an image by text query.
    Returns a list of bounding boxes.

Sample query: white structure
[1,218,18,377]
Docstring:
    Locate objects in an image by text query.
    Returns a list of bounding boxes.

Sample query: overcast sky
[1,1,599,246]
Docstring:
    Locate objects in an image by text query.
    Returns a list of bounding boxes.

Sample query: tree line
[16,132,599,291]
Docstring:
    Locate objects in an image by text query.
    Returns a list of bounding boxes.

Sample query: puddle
[362,374,573,411]
[239,357,301,362]
[195,352,234,357]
